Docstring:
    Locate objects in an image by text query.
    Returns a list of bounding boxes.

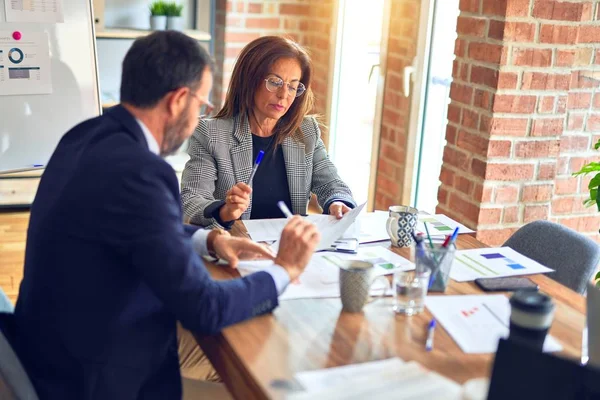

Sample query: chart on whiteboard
[0,31,52,95]
[4,0,64,23]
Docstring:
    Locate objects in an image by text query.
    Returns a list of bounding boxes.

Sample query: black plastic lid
[509,290,554,314]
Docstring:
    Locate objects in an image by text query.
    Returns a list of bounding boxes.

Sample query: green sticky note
[379,263,395,270]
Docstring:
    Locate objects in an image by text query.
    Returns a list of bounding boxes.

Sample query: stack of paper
[425,295,562,354]
[416,214,474,237]
[237,246,413,300]
[288,358,462,399]
[449,247,553,282]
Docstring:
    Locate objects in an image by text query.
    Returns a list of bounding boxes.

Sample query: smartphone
[475,277,539,292]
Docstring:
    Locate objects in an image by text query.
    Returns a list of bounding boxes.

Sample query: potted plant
[149,0,167,30]
[166,2,184,31]
[573,140,600,367]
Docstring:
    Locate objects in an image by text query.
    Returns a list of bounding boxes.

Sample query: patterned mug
[386,206,419,247]
[339,260,390,313]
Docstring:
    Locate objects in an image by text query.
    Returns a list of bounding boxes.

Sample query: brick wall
[438,0,600,246]
[374,0,422,210]
[213,0,334,141]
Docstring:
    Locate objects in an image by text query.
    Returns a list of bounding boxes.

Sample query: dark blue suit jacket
[5,105,279,399]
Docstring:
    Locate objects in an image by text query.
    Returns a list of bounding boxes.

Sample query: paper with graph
[449,247,553,282]
[237,246,411,300]
[425,295,562,354]
[417,214,474,237]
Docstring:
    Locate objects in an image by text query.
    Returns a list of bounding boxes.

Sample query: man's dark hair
[120,31,213,108]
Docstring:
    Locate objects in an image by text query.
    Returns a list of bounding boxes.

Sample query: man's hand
[328,201,351,219]
[219,183,252,222]
[211,235,275,268]
[274,216,320,280]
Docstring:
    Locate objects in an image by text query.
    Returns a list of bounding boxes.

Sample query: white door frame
[402,0,436,207]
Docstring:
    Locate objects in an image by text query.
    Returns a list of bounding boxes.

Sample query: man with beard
[2,31,320,399]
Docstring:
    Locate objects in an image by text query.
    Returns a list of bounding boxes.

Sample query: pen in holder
[414,242,456,292]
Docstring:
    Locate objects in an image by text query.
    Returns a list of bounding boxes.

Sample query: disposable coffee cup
[508,290,555,352]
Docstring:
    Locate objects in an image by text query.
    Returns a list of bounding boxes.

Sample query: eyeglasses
[264,76,306,98]
[189,92,215,117]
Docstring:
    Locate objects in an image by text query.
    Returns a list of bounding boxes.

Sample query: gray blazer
[181,115,355,227]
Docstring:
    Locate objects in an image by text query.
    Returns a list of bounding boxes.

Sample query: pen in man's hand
[425,318,436,352]
[247,150,265,185]
[277,201,293,218]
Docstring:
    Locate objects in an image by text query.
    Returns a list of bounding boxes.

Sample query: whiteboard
[0,0,101,173]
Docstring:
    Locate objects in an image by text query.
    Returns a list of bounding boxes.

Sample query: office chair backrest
[503,220,600,294]
[0,287,39,400]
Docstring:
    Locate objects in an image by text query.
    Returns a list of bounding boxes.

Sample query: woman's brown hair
[214,36,314,145]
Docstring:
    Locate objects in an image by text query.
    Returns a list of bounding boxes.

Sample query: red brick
[531,118,564,136]
[474,184,493,203]
[477,228,519,247]
[555,177,579,195]
[469,42,503,64]
[247,3,263,13]
[460,0,480,13]
[449,193,480,223]
[482,0,507,17]
[522,184,553,202]
[538,96,555,114]
[457,16,487,37]
[443,146,470,170]
[524,205,550,223]
[587,114,600,131]
[552,197,578,214]
[473,89,493,110]
[495,185,520,203]
[515,140,560,158]
[488,140,512,157]
[488,20,505,40]
[225,46,243,58]
[479,208,502,224]
[224,32,261,42]
[521,72,570,90]
[557,96,568,113]
[533,1,587,21]
[538,163,557,180]
[454,38,467,58]
[378,158,398,179]
[471,158,488,179]
[446,125,458,145]
[570,71,600,89]
[596,49,600,64]
[470,66,499,88]
[493,95,537,114]
[458,130,488,157]
[279,4,310,15]
[440,168,455,186]
[489,117,529,136]
[450,83,473,105]
[486,163,535,181]
[594,94,600,109]
[512,48,553,67]
[503,22,536,42]
[556,50,576,67]
[498,72,518,89]
[561,215,600,232]
[503,206,520,224]
[461,109,480,130]
[456,175,474,195]
[539,24,579,44]
[560,135,590,152]
[447,103,462,124]
[438,187,449,205]
[480,115,492,132]
[507,0,531,17]
[567,93,593,109]
[578,26,600,43]
[376,175,400,196]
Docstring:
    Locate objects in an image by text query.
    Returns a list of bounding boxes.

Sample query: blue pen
[425,318,436,351]
[247,150,265,185]
[446,227,460,248]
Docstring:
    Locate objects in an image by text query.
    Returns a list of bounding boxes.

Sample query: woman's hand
[328,201,351,219]
[219,183,252,222]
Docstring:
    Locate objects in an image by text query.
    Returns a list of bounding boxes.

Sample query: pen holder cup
[415,244,456,293]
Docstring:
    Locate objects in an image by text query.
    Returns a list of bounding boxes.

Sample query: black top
[249,134,293,219]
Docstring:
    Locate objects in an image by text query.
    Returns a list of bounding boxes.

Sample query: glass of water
[393,268,431,315]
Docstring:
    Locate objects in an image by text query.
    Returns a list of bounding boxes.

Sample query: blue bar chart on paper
[449,247,554,282]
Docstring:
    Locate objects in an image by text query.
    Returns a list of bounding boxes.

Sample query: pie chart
[8,48,24,64]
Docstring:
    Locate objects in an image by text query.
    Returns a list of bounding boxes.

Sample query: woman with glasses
[181,36,356,228]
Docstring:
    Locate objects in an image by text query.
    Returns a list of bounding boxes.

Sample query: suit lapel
[282,136,306,215]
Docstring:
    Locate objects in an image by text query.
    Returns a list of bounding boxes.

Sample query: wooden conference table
[195,222,586,399]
